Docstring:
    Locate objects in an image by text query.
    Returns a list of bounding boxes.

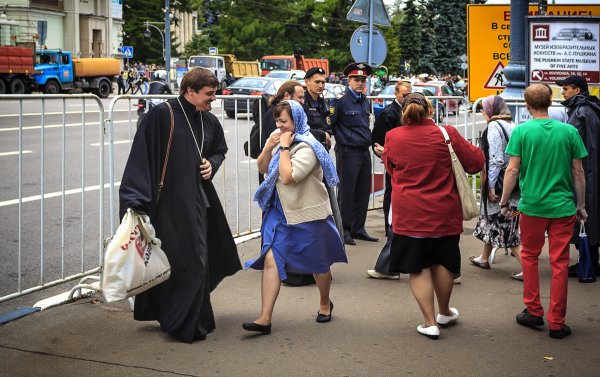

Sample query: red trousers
[519,213,575,330]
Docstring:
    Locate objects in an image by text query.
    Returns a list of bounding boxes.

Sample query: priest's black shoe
[316,301,334,323]
[352,231,379,242]
[242,322,271,334]
[344,235,356,245]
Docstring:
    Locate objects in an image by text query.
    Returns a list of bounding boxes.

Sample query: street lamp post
[143,20,170,86]
[144,21,165,60]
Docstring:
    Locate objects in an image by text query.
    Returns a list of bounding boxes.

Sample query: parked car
[372,84,446,123]
[413,81,462,115]
[369,77,384,96]
[323,83,346,100]
[222,77,285,118]
[265,70,306,80]
[371,84,397,117]
[411,86,446,123]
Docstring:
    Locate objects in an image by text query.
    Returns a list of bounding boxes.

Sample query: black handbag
[494,120,519,196]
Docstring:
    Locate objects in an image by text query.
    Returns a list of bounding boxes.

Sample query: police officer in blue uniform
[303,67,333,149]
[331,62,379,246]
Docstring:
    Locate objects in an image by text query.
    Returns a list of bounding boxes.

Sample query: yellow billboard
[467,4,600,102]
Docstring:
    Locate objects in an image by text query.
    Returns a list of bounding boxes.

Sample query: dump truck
[35,50,120,98]
[0,45,38,94]
[188,54,260,90]
[260,54,329,77]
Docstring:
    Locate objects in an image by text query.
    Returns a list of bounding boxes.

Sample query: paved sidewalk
[1,210,599,377]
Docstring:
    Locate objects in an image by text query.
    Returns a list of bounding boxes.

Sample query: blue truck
[34,50,120,98]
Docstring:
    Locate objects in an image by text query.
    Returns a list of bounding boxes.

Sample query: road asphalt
[1,209,599,377]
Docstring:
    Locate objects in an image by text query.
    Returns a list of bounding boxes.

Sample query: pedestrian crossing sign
[122,46,133,59]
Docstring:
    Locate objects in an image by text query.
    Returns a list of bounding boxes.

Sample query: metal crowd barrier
[1,92,520,304]
[0,94,106,303]
[105,94,266,238]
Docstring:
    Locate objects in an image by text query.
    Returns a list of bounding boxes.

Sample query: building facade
[4,0,125,58]
[4,0,198,63]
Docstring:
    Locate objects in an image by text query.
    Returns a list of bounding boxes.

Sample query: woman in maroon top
[382,93,484,339]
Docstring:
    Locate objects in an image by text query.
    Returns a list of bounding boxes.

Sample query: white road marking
[0,108,133,118]
[0,150,33,157]
[0,119,133,132]
[0,181,121,207]
[90,140,131,146]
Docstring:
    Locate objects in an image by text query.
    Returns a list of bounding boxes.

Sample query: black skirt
[389,234,461,275]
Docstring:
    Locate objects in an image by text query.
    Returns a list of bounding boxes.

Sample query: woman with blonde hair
[383,93,484,339]
[470,95,523,280]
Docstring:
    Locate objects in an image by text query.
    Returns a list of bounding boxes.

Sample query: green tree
[182,33,212,59]
[211,0,291,60]
[381,0,403,75]
[308,0,354,72]
[414,0,437,74]
[397,0,421,73]
[431,0,465,75]
[122,0,196,64]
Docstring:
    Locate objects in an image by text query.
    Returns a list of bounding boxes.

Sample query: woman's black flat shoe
[316,301,334,323]
[242,322,271,334]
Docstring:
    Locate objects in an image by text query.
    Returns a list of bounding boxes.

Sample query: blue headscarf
[253,100,339,210]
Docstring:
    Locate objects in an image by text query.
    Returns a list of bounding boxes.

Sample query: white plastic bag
[102,208,171,303]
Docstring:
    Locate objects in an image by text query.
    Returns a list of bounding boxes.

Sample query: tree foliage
[122,0,198,64]
[381,0,403,74]
[397,0,421,73]
[430,0,465,75]
[124,0,485,75]
[414,0,437,75]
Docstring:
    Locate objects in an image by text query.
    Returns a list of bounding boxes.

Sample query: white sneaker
[366,269,400,280]
[436,307,459,327]
[417,325,440,339]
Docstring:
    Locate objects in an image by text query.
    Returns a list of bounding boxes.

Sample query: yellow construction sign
[467,4,600,102]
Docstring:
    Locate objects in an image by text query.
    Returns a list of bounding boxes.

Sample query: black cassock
[119,96,241,342]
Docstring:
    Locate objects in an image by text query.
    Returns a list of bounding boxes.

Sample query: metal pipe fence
[0,94,105,303]
[1,92,516,304]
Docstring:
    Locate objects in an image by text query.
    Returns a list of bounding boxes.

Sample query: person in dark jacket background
[371,81,412,233]
[302,67,333,150]
[557,75,600,278]
[366,80,412,280]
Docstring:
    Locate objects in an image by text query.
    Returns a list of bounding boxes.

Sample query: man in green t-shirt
[499,83,587,339]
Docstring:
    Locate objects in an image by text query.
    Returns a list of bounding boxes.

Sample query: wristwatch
[499,202,509,208]
[279,146,291,151]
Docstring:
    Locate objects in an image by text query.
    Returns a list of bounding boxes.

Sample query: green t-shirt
[505,118,587,218]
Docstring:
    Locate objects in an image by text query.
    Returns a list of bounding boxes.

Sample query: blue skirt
[245,194,347,281]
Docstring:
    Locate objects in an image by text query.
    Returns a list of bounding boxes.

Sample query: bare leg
[431,265,455,316]
[254,250,281,325]
[408,269,436,327]
[511,245,522,266]
[481,243,493,260]
[313,271,332,315]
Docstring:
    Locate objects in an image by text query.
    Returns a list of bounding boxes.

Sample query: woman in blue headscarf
[243,100,347,335]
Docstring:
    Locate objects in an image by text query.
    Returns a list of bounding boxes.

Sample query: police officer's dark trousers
[335,145,371,237]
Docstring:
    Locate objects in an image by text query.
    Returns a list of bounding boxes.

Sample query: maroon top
[383,119,484,237]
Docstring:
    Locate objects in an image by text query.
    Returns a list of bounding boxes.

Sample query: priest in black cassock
[119,68,241,342]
